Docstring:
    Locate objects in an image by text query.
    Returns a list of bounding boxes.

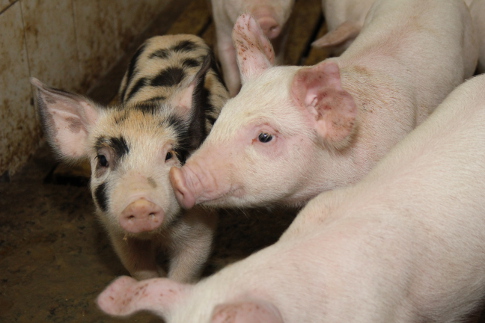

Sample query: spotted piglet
[32,34,229,282]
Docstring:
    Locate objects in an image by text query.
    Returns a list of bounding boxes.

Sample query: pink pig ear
[97,276,191,319]
[30,77,99,161]
[312,21,361,48]
[232,14,276,83]
[211,300,283,323]
[291,61,357,149]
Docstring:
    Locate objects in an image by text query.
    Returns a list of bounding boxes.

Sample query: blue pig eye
[258,132,273,143]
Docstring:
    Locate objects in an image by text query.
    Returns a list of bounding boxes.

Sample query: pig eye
[258,132,273,143]
[165,151,174,161]
[97,154,109,167]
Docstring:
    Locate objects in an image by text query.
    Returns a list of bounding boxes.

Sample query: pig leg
[211,301,284,323]
[97,275,190,318]
[312,21,361,48]
[216,32,241,97]
[167,207,218,282]
[109,231,164,280]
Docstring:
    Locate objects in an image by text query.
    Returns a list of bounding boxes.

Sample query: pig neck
[326,58,416,187]
[282,60,408,206]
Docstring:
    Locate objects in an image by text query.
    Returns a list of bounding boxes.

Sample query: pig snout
[120,199,164,234]
[169,167,197,210]
[258,17,281,39]
[252,6,282,40]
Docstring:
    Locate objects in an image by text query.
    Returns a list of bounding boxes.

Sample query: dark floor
[1,0,485,322]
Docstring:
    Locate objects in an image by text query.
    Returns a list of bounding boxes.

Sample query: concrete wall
[0,0,171,179]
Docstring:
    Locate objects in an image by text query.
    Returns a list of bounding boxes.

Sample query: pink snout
[169,167,196,210]
[120,199,164,234]
[258,16,282,40]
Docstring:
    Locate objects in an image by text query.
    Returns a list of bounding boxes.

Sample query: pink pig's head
[170,14,358,209]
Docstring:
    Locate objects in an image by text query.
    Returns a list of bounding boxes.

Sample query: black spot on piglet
[172,40,197,53]
[94,182,109,212]
[151,67,185,87]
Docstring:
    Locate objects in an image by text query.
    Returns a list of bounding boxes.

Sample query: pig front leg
[109,231,164,280]
[97,275,191,318]
[216,32,241,97]
[167,207,218,283]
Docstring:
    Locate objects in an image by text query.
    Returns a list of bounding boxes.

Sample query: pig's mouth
[200,184,280,209]
[197,184,245,207]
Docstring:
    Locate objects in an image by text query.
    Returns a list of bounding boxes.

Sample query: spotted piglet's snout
[120,199,164,234]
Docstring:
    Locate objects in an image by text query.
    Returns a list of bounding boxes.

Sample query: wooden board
[284,0,323,65]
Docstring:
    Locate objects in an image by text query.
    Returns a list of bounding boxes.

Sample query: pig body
[170,0,478,209]
[98,73,485,323]
[469,0,485,73]
[312,0,376,55]
[32,34,229,281]
[210,0,294,96]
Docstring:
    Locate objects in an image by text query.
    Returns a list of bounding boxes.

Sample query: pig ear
[97,276,191,319]
[31,77,99,160]
[211,300,283,323]
[312,21,361,48]
[170,54,213,150]
[291,61,357,149]
[232,14,275,83]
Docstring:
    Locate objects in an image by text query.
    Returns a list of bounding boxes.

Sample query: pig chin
[197,185,247,208]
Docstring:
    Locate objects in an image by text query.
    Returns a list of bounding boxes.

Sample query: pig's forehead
[90,108,182,146]
[220,66,300,119]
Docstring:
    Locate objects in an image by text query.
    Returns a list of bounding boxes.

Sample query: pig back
[119,34,229,132]
[341,0,478,120]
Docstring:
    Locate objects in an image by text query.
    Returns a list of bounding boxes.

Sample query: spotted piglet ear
[211,300,284,323]
[291,61,357,149]
[170,53,213,150]
[30,77,99,161]
[232,14,276,84]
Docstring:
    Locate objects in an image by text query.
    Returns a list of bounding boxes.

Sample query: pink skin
[98,275,284,322]
[170,15,358,210]
[170,136,247,209]
[170,119,299,209]
[212,0,293,96]
[97,276,190,318]
[120,199,164,234]
[252,6,282,40]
